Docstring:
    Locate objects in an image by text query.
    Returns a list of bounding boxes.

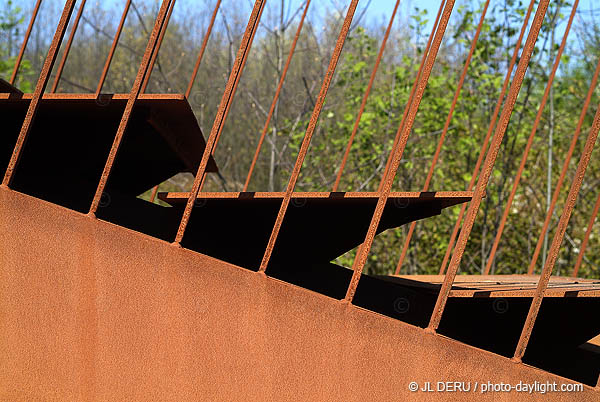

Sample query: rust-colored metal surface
[1,187,598,401]
[3,0,600,398]
[391,275,600,298]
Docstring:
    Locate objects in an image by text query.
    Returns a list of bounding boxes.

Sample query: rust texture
[395,0,490,275]
[3,187,598,401]
[573,190,600,277]
[483,0,578,275]
[174,0,267,244]
[50,0,87,93]
[95,0,132,95]
[9,0,42,85]
[331,0,401,192]
[4,1,600,397]
[428,0,550,332]
[345,0,456,303]
[438,0,536,275]
[243,0,312,192]
[89,0,174,215]
[258,0,360,272]
[1,0,77,187]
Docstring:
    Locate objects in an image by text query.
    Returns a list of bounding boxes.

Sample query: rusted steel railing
[9,0,43,86]
[150,0,223,203]
[50,0,87,93]
[196,1,267,192]
[483,0,579,275]
[437,0,536,275]
[526,59,600,276]
[174,0,267,244]
[96,0,132,95]
[141,0,177,93]
[331,0,401,193]
[2,0,77,187]
[395,0,490,275]
[345,0,456,302]
[243,0,312,192]
[378,0,446,193]
[258,0,360,272]
[573,190,600,277]
[89,0,174,215]
[427,0,550,332]
[513,99,600,361]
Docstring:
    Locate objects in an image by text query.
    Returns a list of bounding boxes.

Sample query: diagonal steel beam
[1,0,77,187]
[427,0,550,332]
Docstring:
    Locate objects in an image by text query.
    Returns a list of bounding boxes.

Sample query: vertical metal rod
[50,0,87,93]
[344,0,456,302]
[243,0,312,192]
[438,0,536,275]
[185,0,222,98]
[572,190,600,277]
[141,0,177,93]
[89,0,173,215]
[1,0,77,188]
[513,102,600,362]
[526,63,600,275]
[378,0,445,192]
[197,0,266,192]
[578,186,600,275]
[174,0,267,244]
[395,0,490,275]
[257,0,360,272]
[96,0,132,95]
[483,0,578,275]
[428,0,550,332]
[9,0,43,85]
[331,0,401,192]
[149,184,160,203]
[144,0,177,201]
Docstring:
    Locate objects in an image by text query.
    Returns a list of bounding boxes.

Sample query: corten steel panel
[0,187,597,401]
